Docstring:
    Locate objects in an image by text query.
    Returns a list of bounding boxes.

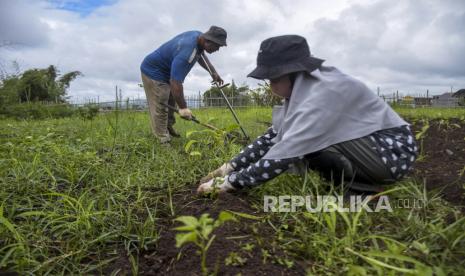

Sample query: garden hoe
[200,54,250,142]
[160,102,245,143]
[161,102,219,130]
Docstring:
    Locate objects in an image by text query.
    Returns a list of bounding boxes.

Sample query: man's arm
[198,53,224,85]
[169,79,187,109]
[169,54,195,119]
[169,79,192,119]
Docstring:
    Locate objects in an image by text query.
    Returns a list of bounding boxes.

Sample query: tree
[0,65,82,105]
[247,82,282,106]
[202,80,250,107]
[453,89,465,106]
[0,75,20,105]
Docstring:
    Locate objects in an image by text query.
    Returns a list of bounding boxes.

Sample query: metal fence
[67,95,256,110]
[378,95,462,108]
[36,92,463,110]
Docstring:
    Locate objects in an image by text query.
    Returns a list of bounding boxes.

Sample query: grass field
[0,107,464,275]
[394,106,465,119]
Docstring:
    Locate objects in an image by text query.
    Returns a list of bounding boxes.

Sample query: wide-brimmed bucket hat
[203,26,227,46]
[247,35,324,79]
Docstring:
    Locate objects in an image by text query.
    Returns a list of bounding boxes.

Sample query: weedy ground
[0,107,464,275]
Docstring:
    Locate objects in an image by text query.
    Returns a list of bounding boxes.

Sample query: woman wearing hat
[197,35,417,194]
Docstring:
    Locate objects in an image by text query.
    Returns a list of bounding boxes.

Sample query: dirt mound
[410,118,465,206]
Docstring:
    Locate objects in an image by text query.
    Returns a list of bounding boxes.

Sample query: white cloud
[1,0,464,102]
[0,0,50,47]
[309,0,465,94]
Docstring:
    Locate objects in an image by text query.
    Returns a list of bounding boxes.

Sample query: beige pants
[141,72,176,143]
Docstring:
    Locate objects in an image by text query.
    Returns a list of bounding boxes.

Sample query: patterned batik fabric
[228,127,303,189]
[227,125,418,189]
[368,125,418,180]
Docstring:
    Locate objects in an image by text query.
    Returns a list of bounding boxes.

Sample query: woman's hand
[199,163,234,183]
[197,177,235,195]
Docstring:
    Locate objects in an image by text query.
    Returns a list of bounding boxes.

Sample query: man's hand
[197,177,235,195]
[199,163,234,183]
[179,108,193,120]
[211,72,224,86]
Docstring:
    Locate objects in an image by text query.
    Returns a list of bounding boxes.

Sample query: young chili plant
[173,211,236,275]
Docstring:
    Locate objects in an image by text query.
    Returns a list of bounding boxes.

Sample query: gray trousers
[141,73,176,142]
[305,136,394,186]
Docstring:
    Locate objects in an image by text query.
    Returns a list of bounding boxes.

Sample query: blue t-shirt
[141,31,202,83]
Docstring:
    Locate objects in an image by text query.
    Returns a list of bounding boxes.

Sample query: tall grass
[394,106,465,119]
[0,106,464,274]
[248,171,464,275]
[0,109,257,274]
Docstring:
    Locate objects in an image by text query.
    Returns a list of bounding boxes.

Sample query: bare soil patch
[410,118,465,206]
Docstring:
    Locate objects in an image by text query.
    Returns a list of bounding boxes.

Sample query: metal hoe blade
[160,102,246,142]
[160,102,218,131]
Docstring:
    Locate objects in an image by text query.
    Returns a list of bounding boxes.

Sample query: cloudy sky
[1,0,464,102]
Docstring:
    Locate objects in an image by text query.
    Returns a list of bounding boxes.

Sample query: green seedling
[275,256,294,269]
[415,120,430,161]
[225,251,247,266]
[211,176,224,194]
[174,211,236,275]
[261,248,271,264]
[198,177,225,200]
[241,242,255,252]
[184,129,225,158]
[184,124,245,158]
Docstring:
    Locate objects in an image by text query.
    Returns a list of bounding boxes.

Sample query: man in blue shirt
[140,26,227,143]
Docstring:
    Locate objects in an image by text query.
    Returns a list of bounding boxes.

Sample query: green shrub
[0,103,75,120]
[77,104,99,120]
